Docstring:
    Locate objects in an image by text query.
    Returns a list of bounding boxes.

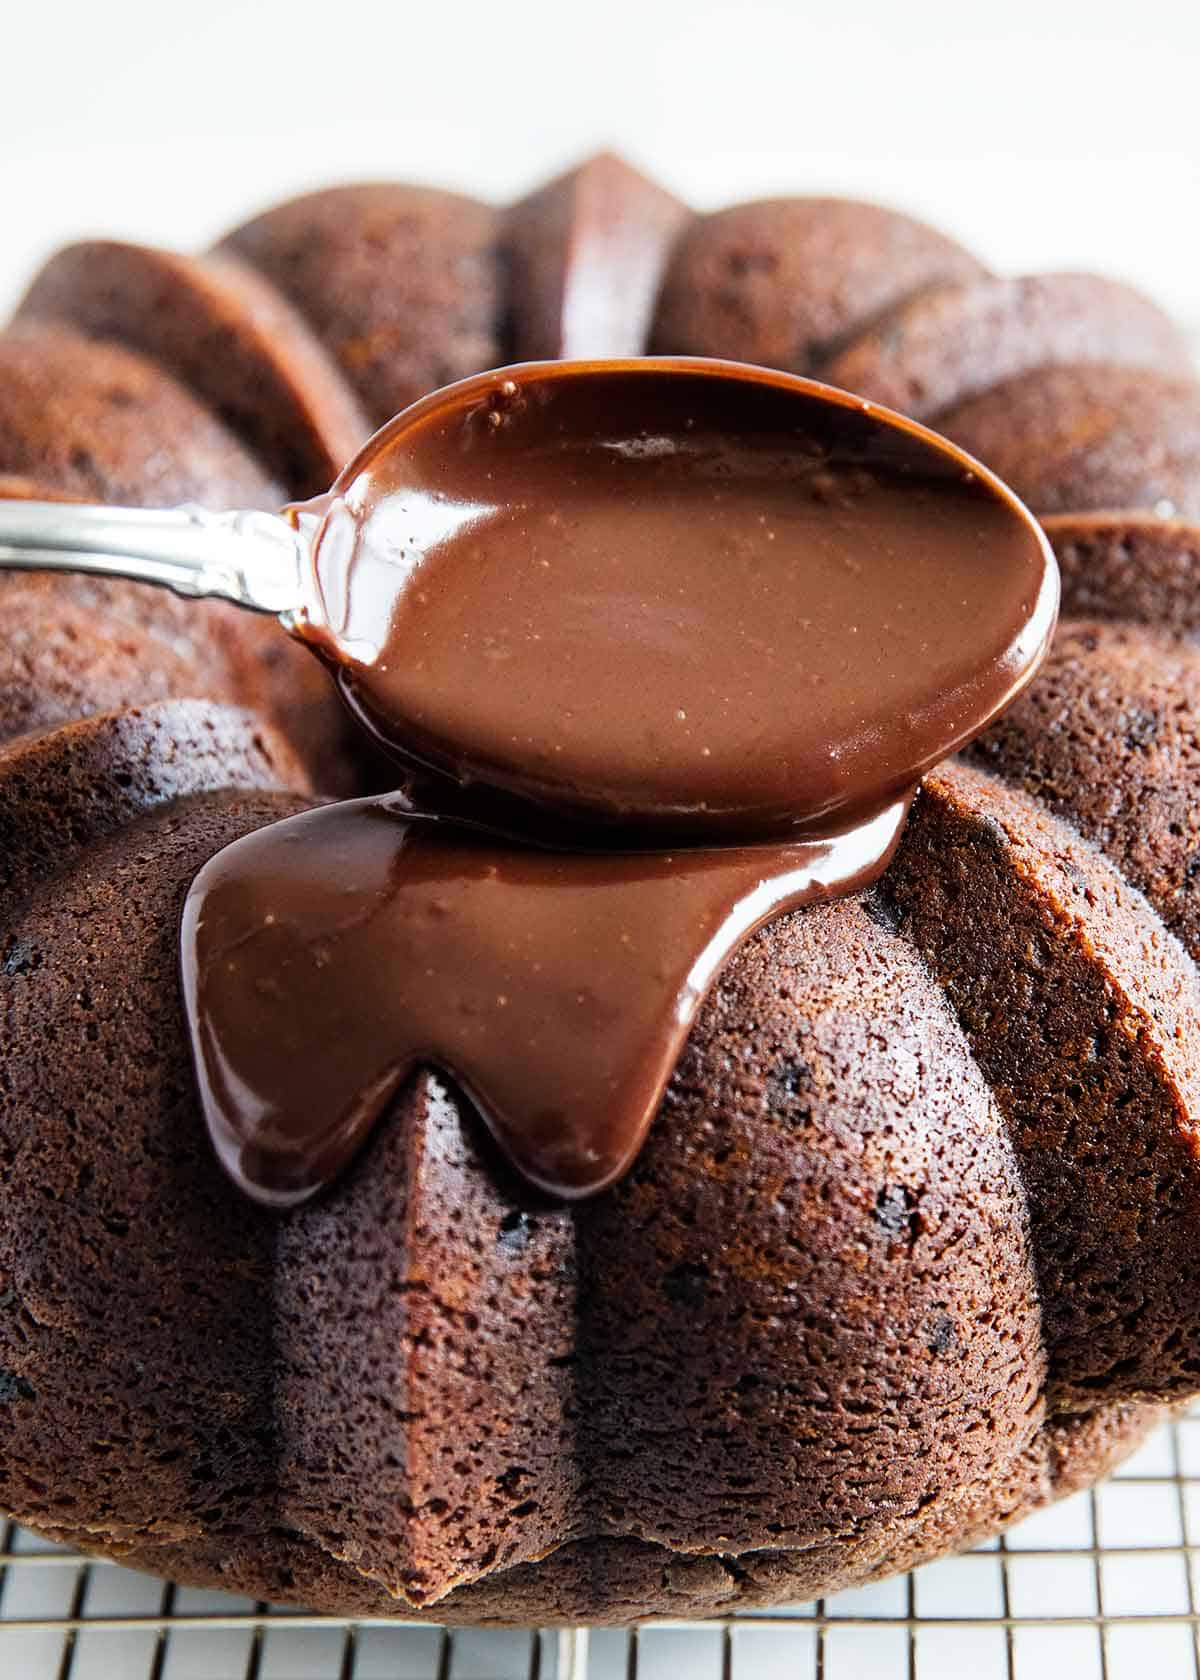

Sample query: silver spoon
[0,499,309,617]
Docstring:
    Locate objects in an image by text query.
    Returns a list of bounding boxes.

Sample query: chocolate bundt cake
[3,153,1200,1625]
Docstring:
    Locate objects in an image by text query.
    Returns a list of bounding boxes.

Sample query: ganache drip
[181,359,1058,1205]
[181,796,909,1203]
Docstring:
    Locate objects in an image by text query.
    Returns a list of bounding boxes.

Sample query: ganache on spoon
[287,357,1059,844]
[0,358,1058,845]
[0,358,1059,1202]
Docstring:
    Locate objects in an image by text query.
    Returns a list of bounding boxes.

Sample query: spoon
[0,356,1059,844]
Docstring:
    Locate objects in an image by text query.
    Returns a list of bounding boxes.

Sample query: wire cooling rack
[4,1401,1200,1680]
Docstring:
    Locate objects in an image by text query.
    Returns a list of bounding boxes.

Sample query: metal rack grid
[4,1401,1200,1680]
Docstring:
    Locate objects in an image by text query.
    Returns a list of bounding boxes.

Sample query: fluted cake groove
[2,151,1200,1623]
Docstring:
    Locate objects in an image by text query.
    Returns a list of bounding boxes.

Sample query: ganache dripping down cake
[2,153,1200,1623]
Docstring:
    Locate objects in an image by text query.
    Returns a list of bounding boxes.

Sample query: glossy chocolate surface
[181,795,908,1203]
[292,359,1058,844]
[186,358,1059,1206]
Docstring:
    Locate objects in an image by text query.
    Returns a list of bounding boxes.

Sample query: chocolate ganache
[291,359,1057,843]
[182,358,1058,1204]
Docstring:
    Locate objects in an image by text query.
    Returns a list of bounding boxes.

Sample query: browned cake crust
[2,158,1200,1623]
[0,787,1173,1619]
[650,196,987,373]
[884,766,1200,1402]
[216,183,502,426]
[968,622,1200,958]
[501,153,690,360]
[936,362,1200,517]
[0,702,310,919]
[34,1401,1168,1623]
[0,573,361,798]
[818,273,1189,421]
[1044,513,1200,627]
[14,243,370,498]
[0,322,283,508]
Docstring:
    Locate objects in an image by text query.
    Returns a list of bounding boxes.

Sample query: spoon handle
[0,500,306,616]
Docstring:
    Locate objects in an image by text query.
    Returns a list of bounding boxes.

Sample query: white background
[0,0,1197,323]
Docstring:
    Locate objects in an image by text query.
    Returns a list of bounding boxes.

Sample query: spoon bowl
[0,357,1058,843]
[291,357,1060,842]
